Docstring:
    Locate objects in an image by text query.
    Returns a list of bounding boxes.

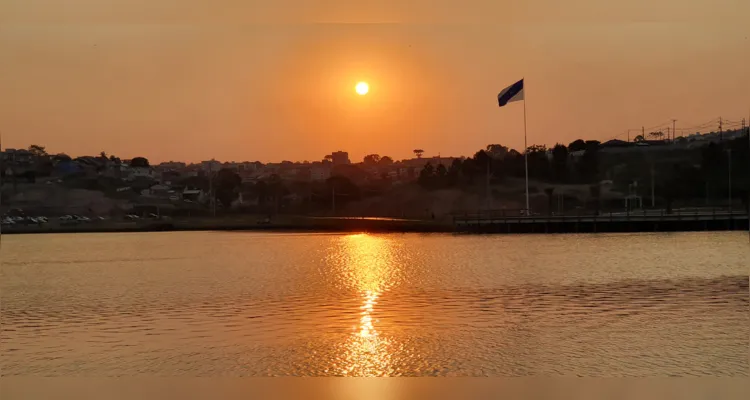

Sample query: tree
[649,131,664,140]
[28,145,47,156]
[447,158,463,185]
[584,140,601,149]
[215,168,241,207]
[53,153,72,163]
[130,157,150,168]
[486,144,509,159]
[568,139,586,152]
[378,156,394,166]
[551,144,569,182]
[413,149,424,159]
[633,134,646,142]
[435,163,447,178]
[460,158,479,183]
[363,154,381,165]
[418,162,435,187]
[526,145,550,181]
[326,175,360,207]
[473,150,491,174]
[99,151,107,159]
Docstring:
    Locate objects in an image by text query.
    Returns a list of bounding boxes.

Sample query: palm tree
[413,149,424,159]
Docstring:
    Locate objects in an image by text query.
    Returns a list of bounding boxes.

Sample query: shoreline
[2,215,748,235]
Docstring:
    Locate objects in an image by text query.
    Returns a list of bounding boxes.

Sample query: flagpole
[523,92,530,213]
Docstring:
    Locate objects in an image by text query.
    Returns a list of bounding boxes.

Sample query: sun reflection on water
[328,233,406,376]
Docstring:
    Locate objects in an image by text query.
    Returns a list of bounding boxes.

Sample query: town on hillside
[1,125,748,226]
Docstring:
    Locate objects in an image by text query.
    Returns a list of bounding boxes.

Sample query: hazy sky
[1,1,749,163]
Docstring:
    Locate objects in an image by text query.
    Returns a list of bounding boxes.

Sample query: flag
[497,78,524,107]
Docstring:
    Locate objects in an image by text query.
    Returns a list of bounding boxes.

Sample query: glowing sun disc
[355,82,369,95]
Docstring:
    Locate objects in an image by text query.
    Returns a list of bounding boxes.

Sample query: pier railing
[452,207,749,230]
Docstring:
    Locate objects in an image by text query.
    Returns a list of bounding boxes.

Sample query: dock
[453,209,750,233]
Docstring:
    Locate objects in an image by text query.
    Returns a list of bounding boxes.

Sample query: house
[130,166,154,180]
[182,187,206,203]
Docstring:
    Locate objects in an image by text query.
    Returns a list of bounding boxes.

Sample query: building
[1,149,34,164]
[200,159,222,173]
[158,161,186,170]
[331,151,350,165]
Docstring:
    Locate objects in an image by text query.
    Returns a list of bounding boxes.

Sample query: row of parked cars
[2,215,50,226]
[59,215,108,223]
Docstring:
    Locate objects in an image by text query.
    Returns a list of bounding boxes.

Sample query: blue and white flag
[497,79,524,107]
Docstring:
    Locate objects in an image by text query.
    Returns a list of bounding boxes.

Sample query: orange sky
[1,1,749,163]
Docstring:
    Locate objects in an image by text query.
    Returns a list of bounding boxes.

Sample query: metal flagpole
[523,92,529,213]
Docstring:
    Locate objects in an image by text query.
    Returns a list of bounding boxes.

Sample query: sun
[355,81,369,95]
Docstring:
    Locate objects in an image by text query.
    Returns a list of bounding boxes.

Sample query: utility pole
[719,117,723,141]
[671,119,677,141]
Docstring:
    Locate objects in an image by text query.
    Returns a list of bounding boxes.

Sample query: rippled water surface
[1,231,748,376]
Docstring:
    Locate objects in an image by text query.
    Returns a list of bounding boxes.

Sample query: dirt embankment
[1,183,130,216]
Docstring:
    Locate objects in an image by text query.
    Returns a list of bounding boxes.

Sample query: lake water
[1,231,747,377]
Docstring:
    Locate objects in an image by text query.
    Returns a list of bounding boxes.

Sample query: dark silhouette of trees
[447,158,463,185]
[435,163,447,179]
[551,144,569,182]
[486,144,509,159]
[363,154,381,165]
[28,145,47,156]
[473,150,491,174]
[326,175,360,206]
[526,145,550,181]
[633,134,646,142]
[418,162,435,187]
[53,153,72,163]
[413,149,424,159]
[577,141,600,183]
[649,131,665,140]
[215,168,241,207]
[130,157,150,168]
[378,156,394,166]
[568,139,586,152]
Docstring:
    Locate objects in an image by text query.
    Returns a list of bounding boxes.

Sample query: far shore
[1,216,455,235]
[3,212,748,235]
